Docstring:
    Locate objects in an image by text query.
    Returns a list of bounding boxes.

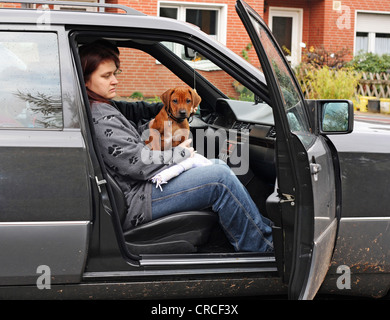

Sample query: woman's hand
[192,105,198,115]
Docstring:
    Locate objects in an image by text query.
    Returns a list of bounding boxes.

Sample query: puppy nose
[179,110,187,116]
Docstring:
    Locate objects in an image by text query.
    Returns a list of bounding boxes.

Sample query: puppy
[146,87,201,150]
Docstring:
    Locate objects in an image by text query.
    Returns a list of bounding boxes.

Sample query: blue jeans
[151,159,273,253]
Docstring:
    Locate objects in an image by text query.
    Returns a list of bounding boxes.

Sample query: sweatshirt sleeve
[111,100,163,125]
[92,103,191,181]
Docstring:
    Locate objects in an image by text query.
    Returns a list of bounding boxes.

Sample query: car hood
[353,119,390,134]
[329,119,390,154]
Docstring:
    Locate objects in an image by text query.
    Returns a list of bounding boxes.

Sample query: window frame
[355,11,390,55]
[158,1,227,45]
[158,1,227,71]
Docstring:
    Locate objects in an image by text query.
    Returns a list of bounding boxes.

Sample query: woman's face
[85,59,120,100]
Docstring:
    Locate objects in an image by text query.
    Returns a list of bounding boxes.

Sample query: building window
[355,31,390,55]
[355,12,390,55]
[158,2,227,71]
[355,32,368,53]
[376,33,390,55]
[159,2,226,42]
[186,9,218,38]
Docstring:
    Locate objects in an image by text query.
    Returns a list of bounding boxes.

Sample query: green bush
[130,91,144,100]
[300,66,361,101]
[346,52,390,73]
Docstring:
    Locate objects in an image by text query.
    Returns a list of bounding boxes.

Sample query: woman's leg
[151,159,273,253]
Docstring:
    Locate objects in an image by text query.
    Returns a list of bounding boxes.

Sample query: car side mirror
[305,100,354,135]
[321,101,354,134]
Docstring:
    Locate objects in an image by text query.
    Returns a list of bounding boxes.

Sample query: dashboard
[190,98,277,184]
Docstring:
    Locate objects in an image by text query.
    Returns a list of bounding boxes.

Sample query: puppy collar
[165,105,188,124]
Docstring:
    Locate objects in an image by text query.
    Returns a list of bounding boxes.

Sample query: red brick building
[102,0,390,97]
[3,0,389,97]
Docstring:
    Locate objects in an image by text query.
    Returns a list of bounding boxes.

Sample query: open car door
[236,0,338,299]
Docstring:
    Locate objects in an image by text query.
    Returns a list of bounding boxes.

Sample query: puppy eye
[186,99,191,103]
[172,99,178,103]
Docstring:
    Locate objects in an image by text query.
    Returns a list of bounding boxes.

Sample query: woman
[79,40,273,253]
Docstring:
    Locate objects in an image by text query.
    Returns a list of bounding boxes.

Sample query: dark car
[0,0,389,300]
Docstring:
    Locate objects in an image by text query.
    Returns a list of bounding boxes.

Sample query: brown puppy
[146,87,201,150]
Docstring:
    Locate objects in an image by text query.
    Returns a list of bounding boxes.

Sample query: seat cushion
[123,210,218,254]
[105,172,218,254]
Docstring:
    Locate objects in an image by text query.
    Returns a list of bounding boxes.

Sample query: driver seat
[106,173,218,255]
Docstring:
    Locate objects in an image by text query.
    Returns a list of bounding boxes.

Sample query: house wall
[109,0,264,97]
[266,0,390,61]
[111,0,388,97]
[326,0,390,59]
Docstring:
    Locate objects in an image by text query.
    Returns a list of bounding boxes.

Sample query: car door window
[0,32,62,129]
[247,16,314,146]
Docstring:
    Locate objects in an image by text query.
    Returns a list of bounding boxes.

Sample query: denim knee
[208,159,234,176]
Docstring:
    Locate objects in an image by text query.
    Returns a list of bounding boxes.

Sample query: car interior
[73,32,280,269]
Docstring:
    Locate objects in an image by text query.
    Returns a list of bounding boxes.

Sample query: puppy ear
[160,88,174,106]
[189,88,201,113]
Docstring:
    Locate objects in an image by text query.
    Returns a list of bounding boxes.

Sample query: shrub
[301,46,350,69]
[346,51,390,73]
[300,65,361,101]
[295,46,361,103]
[130,91,144,100]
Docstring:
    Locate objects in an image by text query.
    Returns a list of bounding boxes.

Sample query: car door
[0,26,91,286]
[236,0,338,299]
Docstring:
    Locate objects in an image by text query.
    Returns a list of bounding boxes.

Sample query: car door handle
[310,163,322,181]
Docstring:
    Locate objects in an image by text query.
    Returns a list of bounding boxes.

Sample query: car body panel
[0,23,92,285]
[320,121,390,296]
[0,133,91,285]
[0,221,89,285]
[330,128,390,219]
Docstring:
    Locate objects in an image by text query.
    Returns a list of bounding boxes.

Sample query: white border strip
[0,221,90,226]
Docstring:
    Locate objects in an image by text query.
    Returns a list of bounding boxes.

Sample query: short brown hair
[79,39,120,104]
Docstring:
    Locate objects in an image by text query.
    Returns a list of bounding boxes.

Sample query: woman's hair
[79,39,120,104]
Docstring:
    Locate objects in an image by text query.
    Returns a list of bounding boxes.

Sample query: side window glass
[248,16,311,137]
[0,32,62,129]
[159,41,254,101]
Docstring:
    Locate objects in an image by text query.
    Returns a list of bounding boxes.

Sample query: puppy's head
[161,87,201,122]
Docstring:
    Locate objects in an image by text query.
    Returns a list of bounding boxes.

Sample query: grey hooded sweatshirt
[91,100,191,231]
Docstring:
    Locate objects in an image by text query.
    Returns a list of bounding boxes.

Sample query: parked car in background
[0,0,389,300]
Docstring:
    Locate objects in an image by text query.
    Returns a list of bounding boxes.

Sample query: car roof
[0,0,145,15]
[0,0,208,37]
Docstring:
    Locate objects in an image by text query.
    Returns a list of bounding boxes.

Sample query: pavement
[354,111,390,125]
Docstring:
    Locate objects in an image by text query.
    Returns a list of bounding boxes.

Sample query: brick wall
[323,0,390,60]
[264,0,390,64]
[109,0,264,98]
[113,0,390,97]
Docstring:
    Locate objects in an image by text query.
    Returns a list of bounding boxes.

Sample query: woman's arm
[111,100,163,124]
